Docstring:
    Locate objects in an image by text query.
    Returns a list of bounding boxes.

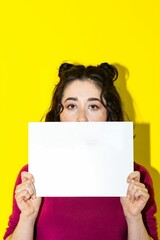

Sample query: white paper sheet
[29,122,133,197]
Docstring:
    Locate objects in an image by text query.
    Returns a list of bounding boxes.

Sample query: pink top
[4,163,158,240]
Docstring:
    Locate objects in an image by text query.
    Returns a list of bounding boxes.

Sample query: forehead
[62,79,101,98]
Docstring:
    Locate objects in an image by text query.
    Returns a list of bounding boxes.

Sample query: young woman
[4,63,158,240]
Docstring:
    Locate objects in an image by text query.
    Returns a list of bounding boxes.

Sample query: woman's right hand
[15,171,42,221]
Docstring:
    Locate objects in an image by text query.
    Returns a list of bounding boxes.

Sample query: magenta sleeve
[134,162,158,240]
[3,165,28,240]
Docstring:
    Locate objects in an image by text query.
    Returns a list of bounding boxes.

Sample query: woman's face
[60,80,107,122]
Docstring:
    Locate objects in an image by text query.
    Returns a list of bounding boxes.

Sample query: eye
[88,104,99,110]
[66,104,77,110]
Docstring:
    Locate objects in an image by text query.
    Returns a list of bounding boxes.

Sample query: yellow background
[0,0,160,238]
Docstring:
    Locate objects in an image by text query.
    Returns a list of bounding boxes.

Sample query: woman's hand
[15,171,42,221]
[120,171,149,219]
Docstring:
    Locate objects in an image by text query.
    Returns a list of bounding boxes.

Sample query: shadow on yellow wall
[114,63,160,234]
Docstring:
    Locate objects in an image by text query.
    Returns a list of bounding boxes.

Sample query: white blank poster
[29,122,133,197]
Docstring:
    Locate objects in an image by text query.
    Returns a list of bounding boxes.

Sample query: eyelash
[89,104,99,110]
[66,104,100,110]
[66,104,76,110]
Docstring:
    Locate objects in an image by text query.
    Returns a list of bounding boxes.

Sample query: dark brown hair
[45,62,124,121]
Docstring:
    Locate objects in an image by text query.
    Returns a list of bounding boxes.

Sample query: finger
[127,171,140,183]
[16,189,31,202]
[25,180,36,197]
[26,180,37,199]
[15,181,28,194]
[127,181,139,202]
[21,171,35,183]
[15,180,35,197]
[134,186,149,200]
[17,194,32,211]
[130,180,146,189]
[127,181,148,202]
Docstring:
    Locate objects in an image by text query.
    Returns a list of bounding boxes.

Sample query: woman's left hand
[120,171,150,219]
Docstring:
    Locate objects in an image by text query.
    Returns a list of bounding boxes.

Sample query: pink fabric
[4,163,158,240]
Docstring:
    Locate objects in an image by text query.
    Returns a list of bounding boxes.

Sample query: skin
[60,80,107,122]
[6,79,152,240]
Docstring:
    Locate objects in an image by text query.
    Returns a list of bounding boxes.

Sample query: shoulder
[14,164,28,186]
[134,164,158,238]
[20,164,28,172]
[134,162,153,186]
[134,162,156,209]
[134,161,149,173]
[134,162,155,205]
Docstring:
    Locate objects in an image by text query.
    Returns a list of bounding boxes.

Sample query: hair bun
[99,62,118,81]
[58,63,74,78]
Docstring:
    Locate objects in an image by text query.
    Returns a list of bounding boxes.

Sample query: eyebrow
[64,97,78,102]
[88,97,101,102]
[64,97,102,103]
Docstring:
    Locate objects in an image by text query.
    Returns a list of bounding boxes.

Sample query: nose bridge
[77,107,88,122]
